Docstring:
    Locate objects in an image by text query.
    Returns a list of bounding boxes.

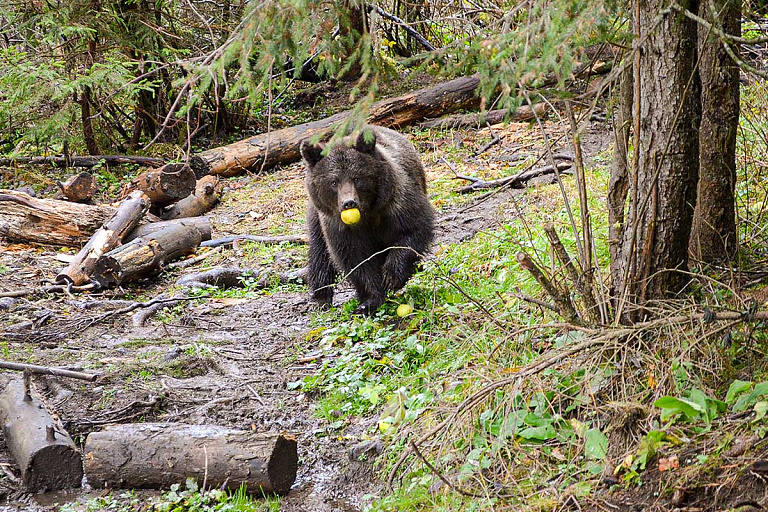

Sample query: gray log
[124,216,212,243]
[84,424,297,494]
[0,378,83,491]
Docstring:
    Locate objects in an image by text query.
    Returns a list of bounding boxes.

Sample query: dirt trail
[0,121,610,511]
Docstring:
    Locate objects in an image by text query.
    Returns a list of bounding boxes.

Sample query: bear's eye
[330,179,337,187]
[353,177,360,185]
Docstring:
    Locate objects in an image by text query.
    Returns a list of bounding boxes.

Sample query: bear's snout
[338,181,360,212]
[341,198,358,210]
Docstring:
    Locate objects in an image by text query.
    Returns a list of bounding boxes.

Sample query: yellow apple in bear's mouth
[340,208,361,225]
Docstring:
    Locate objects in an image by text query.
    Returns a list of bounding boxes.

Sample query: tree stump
[84,424,297,494]
[0,378,83,491]
[160,176,223,219]
[58,172,97,203]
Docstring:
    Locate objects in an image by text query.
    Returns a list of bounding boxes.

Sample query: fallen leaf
[658,454,679,472]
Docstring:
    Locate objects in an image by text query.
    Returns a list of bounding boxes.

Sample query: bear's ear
[300,140,324,167]
[355,130,377,155]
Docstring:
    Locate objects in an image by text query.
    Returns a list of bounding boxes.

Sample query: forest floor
[0,107,613,511]
[2,87,768,512]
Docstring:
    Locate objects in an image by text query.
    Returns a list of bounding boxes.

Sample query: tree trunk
[608,57,633,306]
[0,190,116,246]
[0,378,83,491]
[690,0,740,262]
[80,87,100,156]
[91,223,202,287]
[611,0,701,319]
[84,424,297,494]
[190,75,482,177]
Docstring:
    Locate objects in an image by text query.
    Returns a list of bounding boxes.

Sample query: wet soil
[0,118,612,511]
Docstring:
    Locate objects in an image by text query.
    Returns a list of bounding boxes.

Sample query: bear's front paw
[382,267,409,293]
[310,289,333,310]
[354,297,383,315]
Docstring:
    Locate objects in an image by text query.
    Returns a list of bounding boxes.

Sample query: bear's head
[301,130,395,222]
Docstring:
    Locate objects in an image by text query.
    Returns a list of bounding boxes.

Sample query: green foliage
[60,479,279,511]
[654,389,726,426]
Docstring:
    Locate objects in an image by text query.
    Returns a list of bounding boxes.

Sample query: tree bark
[124,216,212,243]
[91,223,202,287]
[80,87,101,156]
[55,191,150,286]
[58,172,97,203]
[189,75,482,177]
[612,0,701,318]
[122,163,196,206]
[84,424,297,494]
[0,378,83,491]
[690,0,740,262]
[0,190,116,246]
[159,175,223,219]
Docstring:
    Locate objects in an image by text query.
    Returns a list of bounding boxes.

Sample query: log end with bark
[122,163,196,207]
[58,172,97,203]
[84,424,298,495]
[0,378,83,491]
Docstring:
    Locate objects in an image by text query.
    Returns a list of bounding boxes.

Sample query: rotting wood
[56,191,150,286]
[201,234,306,247]
[0,189,116,246]
[159,175,222,219]
[176,267,305,289]
[0,155,164,168]
[124,216,212,243]
[92,224,202,287]
[189,75,483,177]
[0,378,83,491]
[57,172,97,203]
[84,423,298,494]
[0,361,98,381]
[122,163,196,206]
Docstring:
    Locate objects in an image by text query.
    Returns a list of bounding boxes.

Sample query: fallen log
[159,175,223,219]
[84,424,298,494]
[57,172,97,203]
[56,191,151,286]
[0,189,116,246]
[454,162,573,193]
[122,163,196,206]
[0,155,165,168]
[124,216,212,243]
[0,378,83,491]
[0,361,98,382]
[419,102,551,130]
[201,234,306,248]
[189,75,482,177]
[92,224,202,287]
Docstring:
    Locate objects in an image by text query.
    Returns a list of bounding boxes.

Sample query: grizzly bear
[300,125,435,314]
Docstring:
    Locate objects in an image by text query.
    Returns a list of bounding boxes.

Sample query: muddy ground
[0,118,611,511]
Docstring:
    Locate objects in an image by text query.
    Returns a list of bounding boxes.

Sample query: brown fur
[301,125,435,313]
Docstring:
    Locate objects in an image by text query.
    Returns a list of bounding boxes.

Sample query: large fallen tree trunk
[121,163,196,207]
[84,424,297,494]
[0,190,116,246]
[159,175,223,219]
[92,224,202,287]
[0,155,164,168]
[189,75,482,177]
[0,378,83,491]
[55,191,150,286]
